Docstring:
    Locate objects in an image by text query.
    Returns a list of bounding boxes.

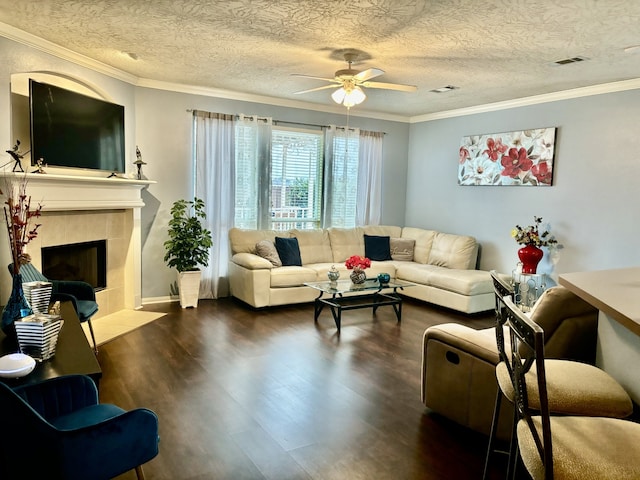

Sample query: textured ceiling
[1,0,640,118]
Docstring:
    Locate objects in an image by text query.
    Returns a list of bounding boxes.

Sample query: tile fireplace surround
[0,171,153,318]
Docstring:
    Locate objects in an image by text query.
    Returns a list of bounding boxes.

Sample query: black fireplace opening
[42,240,107,291]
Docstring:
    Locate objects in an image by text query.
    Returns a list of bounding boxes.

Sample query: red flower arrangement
[2,175,43,274]
[345,255,371,271]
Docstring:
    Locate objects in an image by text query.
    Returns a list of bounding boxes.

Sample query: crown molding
[0,21,139,84]
[5,20,638,124]
[410,77,640,123]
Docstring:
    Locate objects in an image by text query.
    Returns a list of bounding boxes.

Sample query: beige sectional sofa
[228,225,494,314]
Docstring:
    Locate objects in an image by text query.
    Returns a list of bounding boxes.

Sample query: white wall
[406,89,640,280]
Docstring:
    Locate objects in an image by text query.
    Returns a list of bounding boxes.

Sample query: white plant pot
[177,270,201,308]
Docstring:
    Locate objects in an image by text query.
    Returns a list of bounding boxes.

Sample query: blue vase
[1,273,33,338]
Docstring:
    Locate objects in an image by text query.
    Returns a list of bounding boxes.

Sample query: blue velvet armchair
[0,374,159,479]
[10,262,100,353]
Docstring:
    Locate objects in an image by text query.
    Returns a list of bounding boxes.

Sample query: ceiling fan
[292,52,417,108]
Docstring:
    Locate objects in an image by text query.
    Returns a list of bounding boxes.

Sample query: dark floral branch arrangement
[2,174,43,274]
[511,216,558,247]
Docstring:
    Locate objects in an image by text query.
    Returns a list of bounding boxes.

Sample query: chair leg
[483,388,503,480]
[506,402,519,480]
[135,465,145,480]
[87,318,98,354]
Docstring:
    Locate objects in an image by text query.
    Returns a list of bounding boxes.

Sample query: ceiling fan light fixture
[332,86,366,107]
[331,87,346,104]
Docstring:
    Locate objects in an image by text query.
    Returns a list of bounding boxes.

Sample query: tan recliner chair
[421,285,598,440]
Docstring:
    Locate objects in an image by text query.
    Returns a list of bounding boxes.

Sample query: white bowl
[0,353,36,378]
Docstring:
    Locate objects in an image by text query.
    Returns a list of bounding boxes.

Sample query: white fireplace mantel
[0,171,155,313]
[0,171,154,211]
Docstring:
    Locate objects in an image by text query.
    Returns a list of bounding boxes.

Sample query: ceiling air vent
[430,85,458,93]
[554,56,588,65]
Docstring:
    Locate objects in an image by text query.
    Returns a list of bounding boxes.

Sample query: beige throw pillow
[390,237,415,261]
[255,240,282,267]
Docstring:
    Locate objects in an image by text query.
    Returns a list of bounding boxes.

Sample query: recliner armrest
[424,323,501,364]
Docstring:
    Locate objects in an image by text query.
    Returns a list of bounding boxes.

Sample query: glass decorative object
[328,265,340,284]
[512,270,547,312]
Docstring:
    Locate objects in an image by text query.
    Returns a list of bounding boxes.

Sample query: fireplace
[0,171,152,317]
[42,240,107,291]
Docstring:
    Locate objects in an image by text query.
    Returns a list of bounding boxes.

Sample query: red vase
[518,244,544,274]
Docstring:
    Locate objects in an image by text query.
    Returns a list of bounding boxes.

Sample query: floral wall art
[458,127,556,186]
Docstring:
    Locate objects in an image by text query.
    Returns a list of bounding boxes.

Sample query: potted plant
[163,198,213,308]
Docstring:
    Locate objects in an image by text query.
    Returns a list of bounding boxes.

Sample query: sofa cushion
[229,228,281,254]
[364,234,392,261]
[290,229,333,264]
[400,227,437,264]
[390,237,415,261]
[255,240,282,267]
[396,264,492,296]
[270,266,318,287]
[328,227,365,263]
[275,237,302,266]
[428,232,478,270]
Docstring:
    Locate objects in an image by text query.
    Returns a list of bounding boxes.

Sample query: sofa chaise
[228,225,494,314]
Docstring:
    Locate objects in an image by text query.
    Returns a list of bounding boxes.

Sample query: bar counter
[560,267,640,403]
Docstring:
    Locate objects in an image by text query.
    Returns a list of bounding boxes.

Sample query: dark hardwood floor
[100,297,508,480]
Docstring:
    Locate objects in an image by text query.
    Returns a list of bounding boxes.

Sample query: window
[233,119,376,231]
[270,128,323,230]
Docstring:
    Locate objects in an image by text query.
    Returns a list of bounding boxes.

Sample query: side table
[512,272,547,312]
[0,301,102,387]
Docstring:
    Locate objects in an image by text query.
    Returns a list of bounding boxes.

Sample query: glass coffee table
[304,278,414,333]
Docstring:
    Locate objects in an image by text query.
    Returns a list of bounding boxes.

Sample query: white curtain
[356,130,384,226]
[193,111,235,299]
[233,114,273,229]
[323,125,359,228]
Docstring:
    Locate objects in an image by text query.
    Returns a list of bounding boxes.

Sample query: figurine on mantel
[32,157,46,174]
[134,146,147,180]
[5,140,28,172]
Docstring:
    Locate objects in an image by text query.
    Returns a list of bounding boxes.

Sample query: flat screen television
[29,79,125,173]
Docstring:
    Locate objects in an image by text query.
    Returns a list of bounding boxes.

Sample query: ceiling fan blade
[361,81,417,92]
[294,84,340,95]
[354,68,384,82]
[291,73,340,83]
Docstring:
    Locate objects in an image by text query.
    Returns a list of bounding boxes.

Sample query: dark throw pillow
[274,237,302,266]
[364,234,392,261]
